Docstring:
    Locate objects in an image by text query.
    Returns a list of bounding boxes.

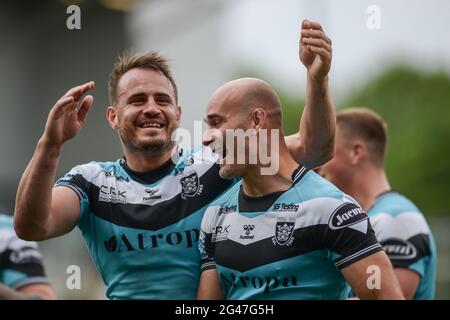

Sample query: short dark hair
[336,108,388,167]
[108,51,178,105]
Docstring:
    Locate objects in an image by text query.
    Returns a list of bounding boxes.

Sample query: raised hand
[42,82,94,149]
[299,20,332,81]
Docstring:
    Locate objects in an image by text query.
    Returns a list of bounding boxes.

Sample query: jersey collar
[120,153,179,185]
[238,165,308,212]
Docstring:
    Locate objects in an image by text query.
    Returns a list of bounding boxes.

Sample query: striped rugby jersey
[368,191,436,299]
[0,214,49,289]
[55,146,234,299]
[199,166,383,299]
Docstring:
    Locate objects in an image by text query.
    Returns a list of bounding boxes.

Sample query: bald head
[207,77,283,127]
[203,78,285,179]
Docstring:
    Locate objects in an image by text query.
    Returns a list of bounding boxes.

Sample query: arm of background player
[285,20,335,169]
[17,283,56,300]
[14,82,94,241]
[197,269,224,300]
[0,283,55,300]
[341,251,405,300]
[394,268,420,299]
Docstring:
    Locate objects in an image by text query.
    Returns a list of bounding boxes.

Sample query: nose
[202,129,215,147]
[142,99,162,117]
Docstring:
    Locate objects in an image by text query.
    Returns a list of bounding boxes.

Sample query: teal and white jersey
[55,147,234,300]
[368,191,436,300]
[199,166,382,300]
[0,214,49,289]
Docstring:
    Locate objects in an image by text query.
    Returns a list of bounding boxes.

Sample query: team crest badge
[180,171,203,199]
[272,220,295,246]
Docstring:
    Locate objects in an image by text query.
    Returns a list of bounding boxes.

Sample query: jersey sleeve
[199,206,219,272]
[370,212,432,277]
[0,232,49,289]
[54,165,91,228]
[321,199,383,270]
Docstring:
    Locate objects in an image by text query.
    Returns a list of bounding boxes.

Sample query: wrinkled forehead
[117,68,175,101]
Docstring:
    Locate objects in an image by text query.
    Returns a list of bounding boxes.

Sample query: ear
[106,106,118,130]
[251,108,267,132]
[175,105,182,125]
[350,140,368,165]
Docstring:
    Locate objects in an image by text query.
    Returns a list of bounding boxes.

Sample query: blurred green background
[282,65,450,216]
[280,65,450,298]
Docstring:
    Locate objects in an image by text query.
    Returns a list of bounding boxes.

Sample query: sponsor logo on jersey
[273,203,299,212]
[104,170,130,182]
[212,225,231,242]
[214,225,230,234]
[220,272,298,293]
[381,238,417,260]
[240,225,255,240]
[9,248,43,264]
[272,218,295,246]
[98,185,127,204]
[143,188,161,200]
[218,205,237,216]
[328,202,367,230]
[180,171,203,199]
[103,229,200,253]
[185,156,195,166]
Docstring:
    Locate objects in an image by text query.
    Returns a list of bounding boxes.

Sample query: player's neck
[241,149,299,197]
[352,166,391,211]
[123,145,177,172]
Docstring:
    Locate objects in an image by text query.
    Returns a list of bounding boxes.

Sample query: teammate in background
[318,108,436,299]
[14,20,335,299]
[0,214,55,299]
[198,77,404,299]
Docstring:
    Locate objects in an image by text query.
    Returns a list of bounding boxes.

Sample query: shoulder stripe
[335,243,382,269]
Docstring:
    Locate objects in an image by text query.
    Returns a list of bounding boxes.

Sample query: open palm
[43,82,94,148]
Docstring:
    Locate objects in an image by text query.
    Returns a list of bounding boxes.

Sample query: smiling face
[107,68,181,155]
[203,97,251,180]
[202,79,274,180]
[202,78,284,180]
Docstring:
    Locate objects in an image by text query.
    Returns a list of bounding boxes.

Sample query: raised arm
[14,82,94,241]
[285,20,335,169]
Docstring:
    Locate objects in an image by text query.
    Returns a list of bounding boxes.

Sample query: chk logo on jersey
[212,225,231,242]
[98,185,127,204]
[180,171,203,199]
[329,202,367,230]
